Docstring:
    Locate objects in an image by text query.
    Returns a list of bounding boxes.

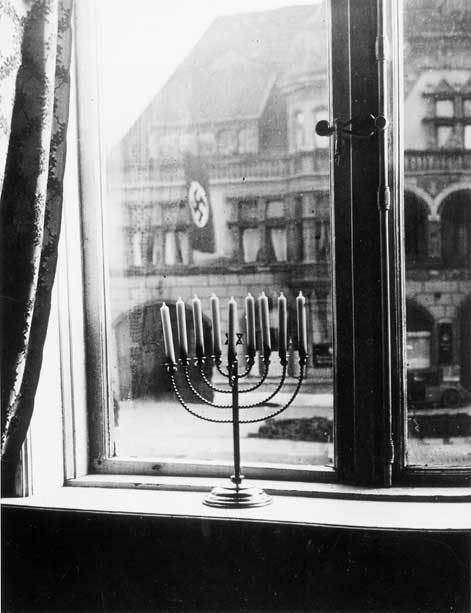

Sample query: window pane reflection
[404,0,471,466]
[100,0,334,468]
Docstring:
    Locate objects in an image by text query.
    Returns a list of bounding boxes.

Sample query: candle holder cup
[163,293,308,508]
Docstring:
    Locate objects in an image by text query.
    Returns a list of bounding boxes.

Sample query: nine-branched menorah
[160,291,308,508]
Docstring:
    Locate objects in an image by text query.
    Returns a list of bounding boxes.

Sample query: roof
[140,4,320,128]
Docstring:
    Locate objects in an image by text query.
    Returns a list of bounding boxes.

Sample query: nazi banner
[184,153,215,253]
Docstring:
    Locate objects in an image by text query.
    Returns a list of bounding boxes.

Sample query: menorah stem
[230,360,242,487]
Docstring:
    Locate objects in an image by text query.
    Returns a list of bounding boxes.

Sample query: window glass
[217,129,238,155]
[242,228,261,263]
[435,99,454,118]
[404,0,471,467]
[463,99,471,118]
[293,111,305,150]
[98,0,334,468]
[238,127,258,154]
[269,228,287,261]
[465,125,471,150]
[437,125,453,148]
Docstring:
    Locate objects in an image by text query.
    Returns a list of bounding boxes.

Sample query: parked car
[407,367,469,409]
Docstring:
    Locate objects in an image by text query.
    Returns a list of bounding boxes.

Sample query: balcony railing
[117,150,330,184]
[115,149,471,185]
[405,150,471,173]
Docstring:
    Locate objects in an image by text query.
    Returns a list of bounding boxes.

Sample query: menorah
[160,291,308,508]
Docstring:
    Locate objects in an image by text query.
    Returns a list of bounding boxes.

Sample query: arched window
[441,190,471,266]
[404,192,429,264]
[293,110,305,151]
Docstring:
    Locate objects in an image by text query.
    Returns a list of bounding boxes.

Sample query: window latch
[315,114,388,165]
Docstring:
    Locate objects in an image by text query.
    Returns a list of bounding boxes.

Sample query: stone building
[107,0,471,399]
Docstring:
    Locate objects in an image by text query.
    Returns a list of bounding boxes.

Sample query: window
[465,125,471,149]
[72,0,470,489]
[424,85,471,150]
[292,110,305,151]
[435,98,454,118]
[217,129,237,155]
[437,125,455,149]
[238,127,258,154]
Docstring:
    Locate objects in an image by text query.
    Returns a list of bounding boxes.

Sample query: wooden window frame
[71,0,471,489]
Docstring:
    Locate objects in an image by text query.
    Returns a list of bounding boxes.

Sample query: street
[114,390,471,467]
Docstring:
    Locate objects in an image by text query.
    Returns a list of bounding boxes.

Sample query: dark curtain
[1,0,73,496]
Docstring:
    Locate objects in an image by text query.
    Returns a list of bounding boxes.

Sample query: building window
[70,0,471,490]
[465,124,471,149]
[132,231,144,267]
[241,228,260,263]
[426,87,471,149]
[437,125,454,148]
[197,131,217,155]
[404,192,429,264]
[217,129,237,155]
[441,191,471,267]
[238,127,257,154]
[233,199,289,264]
[293,110,305,151]
[435,98,454,118]
[266,200,287,262]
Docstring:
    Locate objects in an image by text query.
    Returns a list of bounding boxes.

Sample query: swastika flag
[184,153,215,253]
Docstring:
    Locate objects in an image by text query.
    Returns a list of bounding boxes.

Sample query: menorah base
[203,482,272,508]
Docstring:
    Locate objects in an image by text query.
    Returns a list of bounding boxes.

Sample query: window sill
[2,478,471,532]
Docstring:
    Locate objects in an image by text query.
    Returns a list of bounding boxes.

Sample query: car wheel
[442,388,461,408]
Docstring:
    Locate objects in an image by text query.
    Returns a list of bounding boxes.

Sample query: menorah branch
[181,361,288,410]
[197,357,270,395]
[161,291,309,508]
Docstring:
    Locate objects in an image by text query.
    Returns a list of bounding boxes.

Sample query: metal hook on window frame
[315,114,388,140]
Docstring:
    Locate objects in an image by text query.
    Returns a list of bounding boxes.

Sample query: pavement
[114,391,471,468]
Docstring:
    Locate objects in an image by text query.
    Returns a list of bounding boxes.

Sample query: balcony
[116,150,330,185]
[405,150,471,174]
[116,149,471,187]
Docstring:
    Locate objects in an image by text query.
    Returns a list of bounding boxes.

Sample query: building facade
[107,1,471,399]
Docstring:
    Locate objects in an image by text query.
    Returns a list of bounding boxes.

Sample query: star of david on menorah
[160,290,308,508]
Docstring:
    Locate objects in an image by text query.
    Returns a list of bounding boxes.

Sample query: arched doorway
[406,299,435,369]
[404,191,429,264]
[440,189,471,267]
[113,301,213,401]
[458,296,471,391]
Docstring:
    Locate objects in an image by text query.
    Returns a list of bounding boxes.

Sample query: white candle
[258,292,271,356]
[210,293,222,357]
[245,293,256,358]
[278,292,287,361]
[296,291,307,359]
[192,295,205,359]
[176,297,188,360]
[228,296,237,363]
[160,302,176,364]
